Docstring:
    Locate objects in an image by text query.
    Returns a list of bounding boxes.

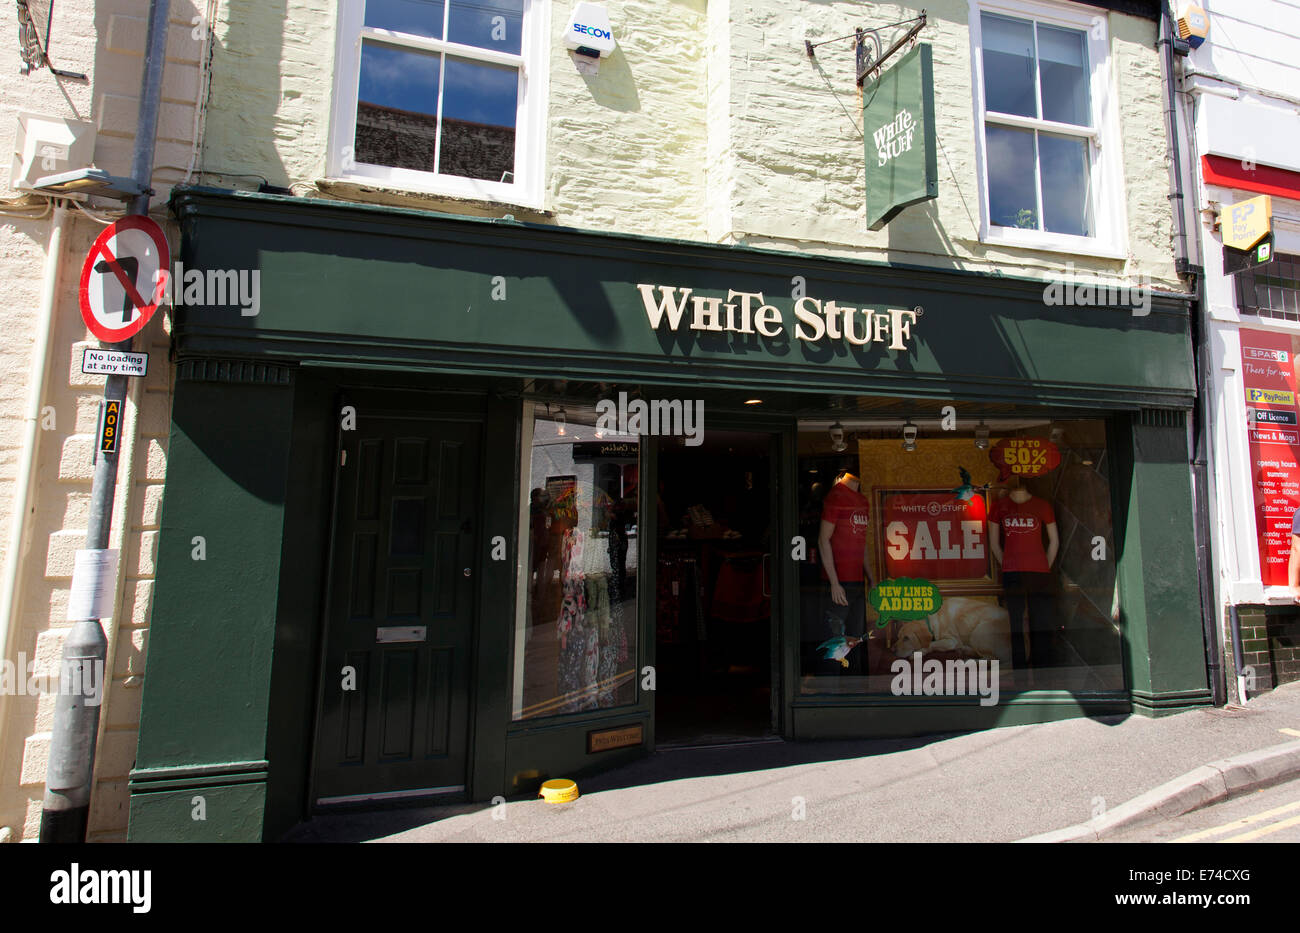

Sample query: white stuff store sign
[636,283,919,351]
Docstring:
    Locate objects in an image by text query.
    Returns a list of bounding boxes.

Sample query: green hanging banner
[863,42,938,231]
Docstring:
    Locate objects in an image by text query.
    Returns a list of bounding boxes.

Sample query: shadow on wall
[574,48,641,113]
[197,0,292,189]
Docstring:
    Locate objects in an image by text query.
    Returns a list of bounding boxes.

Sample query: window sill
[1261,585,1300,607]
[315,177,553,222]
[981,225,1126,261]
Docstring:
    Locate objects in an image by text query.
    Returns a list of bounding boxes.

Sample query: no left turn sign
[78,215,170,343]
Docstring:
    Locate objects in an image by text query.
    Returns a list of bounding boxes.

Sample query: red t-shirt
[821,481,871,581]
[989,494,1055,573]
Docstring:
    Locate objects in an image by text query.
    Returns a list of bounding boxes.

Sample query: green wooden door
[311,413,480,805]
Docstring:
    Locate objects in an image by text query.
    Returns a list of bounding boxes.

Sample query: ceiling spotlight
[902,419,918,452]
[744,398,763,405]
[975,420,990,450]
[830,421,847,452]
[555,407,567,436]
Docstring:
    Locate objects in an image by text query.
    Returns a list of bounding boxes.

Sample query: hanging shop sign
[1222,195,1275,276]
[989,437,1061,480]
[637,283,919,350]
[879,491,988,580]
[1223,195,1271,252]
[1240,328,1300,585]
[862,43,938,231]
[1224,234,1274,277]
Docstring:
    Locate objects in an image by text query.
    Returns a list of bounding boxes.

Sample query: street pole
[40,0,171,843]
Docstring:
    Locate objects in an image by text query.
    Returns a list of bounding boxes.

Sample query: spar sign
[78,215,169,343]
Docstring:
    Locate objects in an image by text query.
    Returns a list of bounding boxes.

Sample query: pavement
[283,681,1300,843]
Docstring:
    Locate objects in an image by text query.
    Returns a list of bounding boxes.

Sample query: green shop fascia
[127,188,1210,841]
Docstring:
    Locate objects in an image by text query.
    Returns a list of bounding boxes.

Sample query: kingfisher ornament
[817,634,863,667]
[951,466,988,502]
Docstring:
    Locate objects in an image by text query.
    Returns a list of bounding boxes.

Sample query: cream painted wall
[0,0,192,842]
[714,1,1175,287]
[200,0,1179,290]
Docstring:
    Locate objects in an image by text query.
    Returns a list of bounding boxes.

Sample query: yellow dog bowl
[539,778,579,804]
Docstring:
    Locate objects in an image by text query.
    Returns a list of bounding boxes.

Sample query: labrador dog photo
[892,596,1012,666]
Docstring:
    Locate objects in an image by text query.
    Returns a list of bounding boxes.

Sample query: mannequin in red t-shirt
[988,475,1060,674]
[818,470,875,666]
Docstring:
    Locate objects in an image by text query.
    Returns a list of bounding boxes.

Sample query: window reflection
[987,125,1038,229]
[1037,24,1090,126]
[356,42,440,173]
[439,57,518,181]
[982,14,1036,118]
[448,0,523,55]
[365,0,446,38]
[514,407,639,719]
[1040,133,1092,237]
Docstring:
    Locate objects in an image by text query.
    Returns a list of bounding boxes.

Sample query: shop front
[127,188,1209,841]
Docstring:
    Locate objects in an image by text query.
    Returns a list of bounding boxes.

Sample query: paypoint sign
[863,43,938,231]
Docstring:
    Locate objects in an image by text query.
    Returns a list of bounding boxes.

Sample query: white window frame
[327,0,549,209]
[968,0,1127,259]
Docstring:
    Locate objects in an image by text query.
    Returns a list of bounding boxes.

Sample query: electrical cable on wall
[183,0,220,185]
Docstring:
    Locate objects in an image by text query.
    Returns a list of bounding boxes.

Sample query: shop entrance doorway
[654,430,779,745]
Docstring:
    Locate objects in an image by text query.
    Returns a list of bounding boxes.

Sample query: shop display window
[797,416,1122,696]
[512,403,639,720]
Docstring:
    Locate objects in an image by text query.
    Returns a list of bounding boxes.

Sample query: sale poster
[879,491,989,581]
[1240,328,1300,585]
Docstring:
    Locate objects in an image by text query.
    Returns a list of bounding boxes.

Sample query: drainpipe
[0,201,69,754]
[1228,604,1247,701]
[1160,3,1194,277]
[39,0,170,843]
[1159,3,1222,705]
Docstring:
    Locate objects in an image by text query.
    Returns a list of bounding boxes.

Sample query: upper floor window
[970,0,1124,257]
[329,0,548,207]
[1236,252,1300,322]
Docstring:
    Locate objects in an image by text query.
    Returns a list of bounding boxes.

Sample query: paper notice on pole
[67,549,120,621]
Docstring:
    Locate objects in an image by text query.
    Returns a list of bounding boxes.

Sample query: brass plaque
[588,724,643,753]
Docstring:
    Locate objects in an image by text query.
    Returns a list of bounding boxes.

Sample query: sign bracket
[857,13,927,87]
[804,11,928,88]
